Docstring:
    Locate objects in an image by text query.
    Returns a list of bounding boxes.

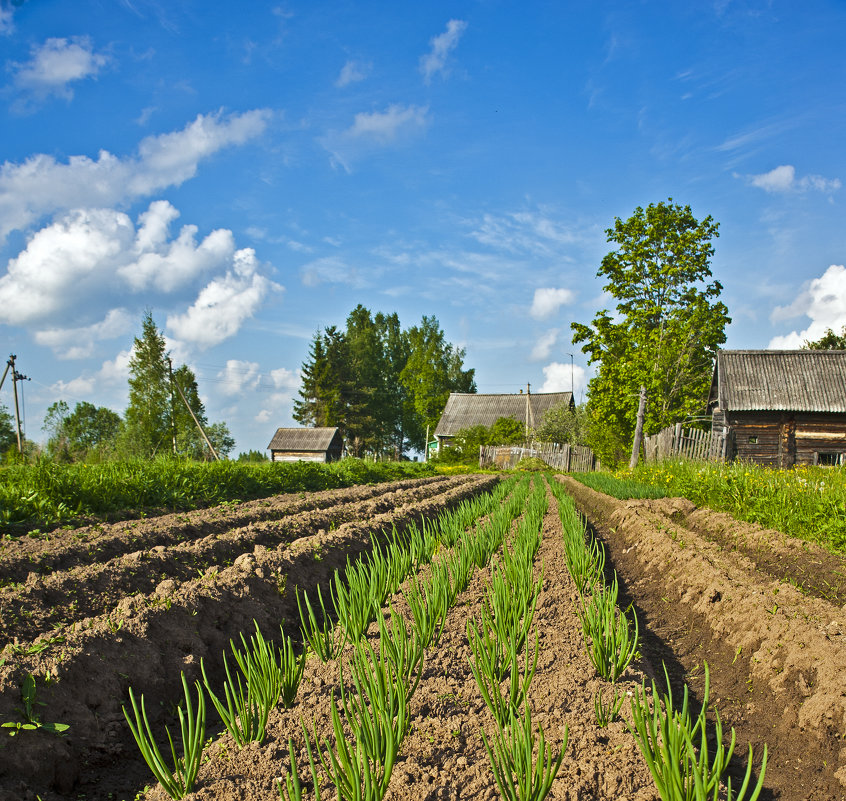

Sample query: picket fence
[479,441,600,472]
[644,423,726,463]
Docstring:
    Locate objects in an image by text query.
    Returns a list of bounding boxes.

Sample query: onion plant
[482,702,567,801]
[377,606,425,698]
[123,672,206,800]
[298,585,346,662]
[277,737,303,801]
[577,573,639,683]
[402,572,448,649]
[333,563,378,643]
[594,688,624,727]
[628,664,768,801]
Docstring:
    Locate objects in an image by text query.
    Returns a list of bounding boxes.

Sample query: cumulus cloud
[743,164,841,194]
[0,109,270,240]
[530,328,559,361]
[530,288,574,320]
[270,367,299,390]
[217,359,261,396]
[167,249,282,349]
[335,59,370,87]
[322,104,428,170]
[768,264,846,348]
[34,308,133,359]
[0,201,244,329]
[255,408,273,423]
[419,19,466,83]
[540,361,587,395]
[11,36,108,106]
[51,348,132,398]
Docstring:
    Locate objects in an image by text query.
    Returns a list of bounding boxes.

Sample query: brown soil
[1,474,842,801]
[561,477,846,801]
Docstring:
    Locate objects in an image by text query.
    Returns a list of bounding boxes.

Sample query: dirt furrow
[0,476,451,586]
[0,474,498,801]
[561,476,845,801]
[0,476,470,646]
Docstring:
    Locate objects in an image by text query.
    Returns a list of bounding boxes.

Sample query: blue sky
[1,0,845,455]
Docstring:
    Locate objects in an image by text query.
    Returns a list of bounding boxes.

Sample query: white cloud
[743,164,841,194]
[530,328,559,361]
[322,105,428,170]
[300,256,363,287]
[167,249,282,349]
[335,59,370,88]
[34,308,133,359]
[530,288,574,320]
[0,109,270,240]
[51,348,132,399]
[270,367,299,390]
[255,409,273,423]
[11,36,108,105]
[768,264,846,348]
[419,19,467,83]
[217,359,260,396]
[0,4,15,34]
[0,202,249,329]
[469,210,588,257]
[540,361,587,395]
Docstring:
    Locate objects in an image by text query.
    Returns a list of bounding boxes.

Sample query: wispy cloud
[530,328,559,361]
[33,308,133,360]
[740,164,841,194]
[321,104,428,170]
[300,255,366,287]
[419,19,467,84]
[335,59,370,88]
[10,36,109,108]
[0,109,271,240]
[468,209,592,258]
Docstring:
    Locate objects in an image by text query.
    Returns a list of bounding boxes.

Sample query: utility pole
[167,358,178,455]
[172,373,220,461]
[567,353,574,396]
[6,355,29,454]
[629,385,647,469]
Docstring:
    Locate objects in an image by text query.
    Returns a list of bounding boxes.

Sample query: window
[816,452,844,466]
[748,435,758,444]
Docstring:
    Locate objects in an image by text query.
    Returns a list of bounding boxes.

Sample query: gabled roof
[267,427,342,452]
[434,392,574,437]
[709,350,846,413]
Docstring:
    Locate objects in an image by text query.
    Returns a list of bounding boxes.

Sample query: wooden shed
[433,391,574,451]
[266,427,344,463]
[707,350,846,467]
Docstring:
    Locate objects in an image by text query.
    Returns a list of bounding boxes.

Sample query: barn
[266,427,344,463]
[433,391,574,451]
[707,349,846,467]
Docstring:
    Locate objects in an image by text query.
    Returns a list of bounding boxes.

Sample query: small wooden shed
[707,349,846,467]
[267,427,344,463]
[433,391,574,451]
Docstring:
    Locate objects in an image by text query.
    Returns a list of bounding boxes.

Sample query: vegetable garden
[0,467,842,800]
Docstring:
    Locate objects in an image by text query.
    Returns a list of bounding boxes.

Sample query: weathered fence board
[479,441,600,471]
[644,423,726,463]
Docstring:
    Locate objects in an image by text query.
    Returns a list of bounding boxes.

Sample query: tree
[0,402,16,455]
[44,400,122,461]
[205,422,235,459]
[572,200,730,465]
[124,311,172,457]
[237,449,269,462]
[804,326,846,350]
[172,364,209,458]
[534,401,590,446]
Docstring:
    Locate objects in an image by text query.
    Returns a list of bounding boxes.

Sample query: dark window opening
[748,435,758,444]
[816,452,844,466]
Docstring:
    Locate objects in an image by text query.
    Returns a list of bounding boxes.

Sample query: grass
[570,471,668,500]
[627,461,846,552]
[0,457,436,528]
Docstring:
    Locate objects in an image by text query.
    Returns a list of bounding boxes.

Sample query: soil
[0,473,842,801]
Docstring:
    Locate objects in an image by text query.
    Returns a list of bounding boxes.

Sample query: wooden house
[433,391,574,451]
[707,350,846,467]
[267,427,344,463]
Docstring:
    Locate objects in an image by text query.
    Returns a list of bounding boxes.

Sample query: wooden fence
[644,423,726,463]
[479,441,600,472]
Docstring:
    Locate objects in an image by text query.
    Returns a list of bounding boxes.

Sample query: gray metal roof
[709,350,846,413]
[434,392,574,437]
[267,427,341,452]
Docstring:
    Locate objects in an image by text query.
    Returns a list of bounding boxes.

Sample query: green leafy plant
[298,585,346,662]
[1,673,69,736]
[277,737,303,801]
[628,664,768,801]
[482,702,567,801]
[123,672,206,800]
[576,573,639,683]
[594,688,624,727]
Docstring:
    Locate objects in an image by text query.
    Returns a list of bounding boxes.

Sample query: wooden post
[172,374,220,461]
[629,386,647,469]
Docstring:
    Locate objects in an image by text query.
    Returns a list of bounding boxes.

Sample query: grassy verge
[569,472,667,500]
[0,458,436,528]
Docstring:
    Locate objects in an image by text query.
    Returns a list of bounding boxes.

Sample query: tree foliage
[534,401,590,446]
[803,325,846,350]
[123,311,230,460]
[435,417,524,465]
[293,306,475,457]
[0,402,16,454]
[572,200,730,465]
[43,400,122,461]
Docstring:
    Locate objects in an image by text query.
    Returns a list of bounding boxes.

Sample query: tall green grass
[570,472,667,500]
[0,457,436,528]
